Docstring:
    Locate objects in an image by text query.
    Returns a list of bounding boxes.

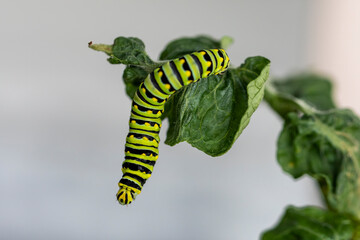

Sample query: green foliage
[272,74,335,110]
[165,56,270,156]
[90,35,269,156]
[122,66,148,99]
[159,36,269,156]
[90,35,360,239]
[277,110,360,220]
[261,206,356,240]
[265,73,335,118]
[159,35,229,60]
[111,37,159,70]
[264,72,360,237]
[89,37,156,69]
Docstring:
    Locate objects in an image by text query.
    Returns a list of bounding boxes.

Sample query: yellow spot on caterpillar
[180,59,185,64]
[165,84,171,89]
[154,124,159,128]
[142,153,146,156]
[158,111,162,114]
[219,57,224,62]
[186,71,191,77]
[153,139,157,143]
[143,137,148,141]
[158,71,163,77]
[131,120,136,124]
[145,122,150,126]
[207,61,211,67]
[188,80,193,84]
[152,97,158,102]
[155,155,159,159]
[200,51,206,55]
[127,151,130,153]
[129,135,134,138]
[150,154,153,157]
[160,124,162,127]
[205,71,211,76]
[134,105,138,109]
[142,88,146,93]
[147,110,152,114]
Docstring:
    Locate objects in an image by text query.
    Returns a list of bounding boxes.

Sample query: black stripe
[191,54,203,77]
[117,191,123,197]
[136,91,158,107]
[127,132,158,142]
[159,66,176,92]
[143,87,164,104]
[129,127,160,134]
[169,60,184,86]
[116,191,123,199]
[125,146,158,157]
[149,72,167,95]
[131,109,158,119]
[131,111,159,119]
[130,118,159,127]
[203,51,214,73]
[122,162,152,174]
[119,178,142,191]
[123,173,147,186]
[126,142,158,148]
[181,58,194,81]
[217,50,225,68]
[207,50,217,72]
[132,101,160,113]
[125,156,156,166]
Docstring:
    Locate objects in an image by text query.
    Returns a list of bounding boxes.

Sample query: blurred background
[1,0,359,239]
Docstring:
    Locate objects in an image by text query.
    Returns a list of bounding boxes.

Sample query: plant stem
[88,42,113,55]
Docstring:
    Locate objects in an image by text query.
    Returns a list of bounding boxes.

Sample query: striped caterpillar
[116,49,230,205]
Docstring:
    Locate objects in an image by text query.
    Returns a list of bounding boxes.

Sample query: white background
[1,0,359,239]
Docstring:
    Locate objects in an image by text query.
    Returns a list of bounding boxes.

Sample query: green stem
[88,42,113,55]
[264,82,322,118]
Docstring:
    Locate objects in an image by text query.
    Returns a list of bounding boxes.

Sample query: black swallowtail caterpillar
[117,49,230,205]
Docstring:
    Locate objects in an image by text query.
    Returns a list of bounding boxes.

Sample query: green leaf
[277,110,360,220]
[91,35,233,100]
[265,73,336,118]
[90,37,165,99]
[91,36,271,157]
[220,36,234,50]
[112,37,161,71]
[159,35,229,60]
[261,206,356,240]
[159,35,233,120]
[164,56,270,156]
[89,37,161,72]
[122,66,148,99]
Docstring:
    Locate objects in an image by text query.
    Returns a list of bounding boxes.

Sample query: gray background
[1,0,331,239]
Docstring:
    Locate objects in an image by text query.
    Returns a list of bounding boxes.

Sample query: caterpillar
[116,49,230,205]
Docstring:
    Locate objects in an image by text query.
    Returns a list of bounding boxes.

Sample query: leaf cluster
[90,35,360,239]
[90,35,270,156]
[263,74,360,239]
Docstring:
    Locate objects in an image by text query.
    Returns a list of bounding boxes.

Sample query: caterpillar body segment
[117,49,230,205]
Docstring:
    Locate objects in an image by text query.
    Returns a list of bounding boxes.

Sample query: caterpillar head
[116,187,136,205]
